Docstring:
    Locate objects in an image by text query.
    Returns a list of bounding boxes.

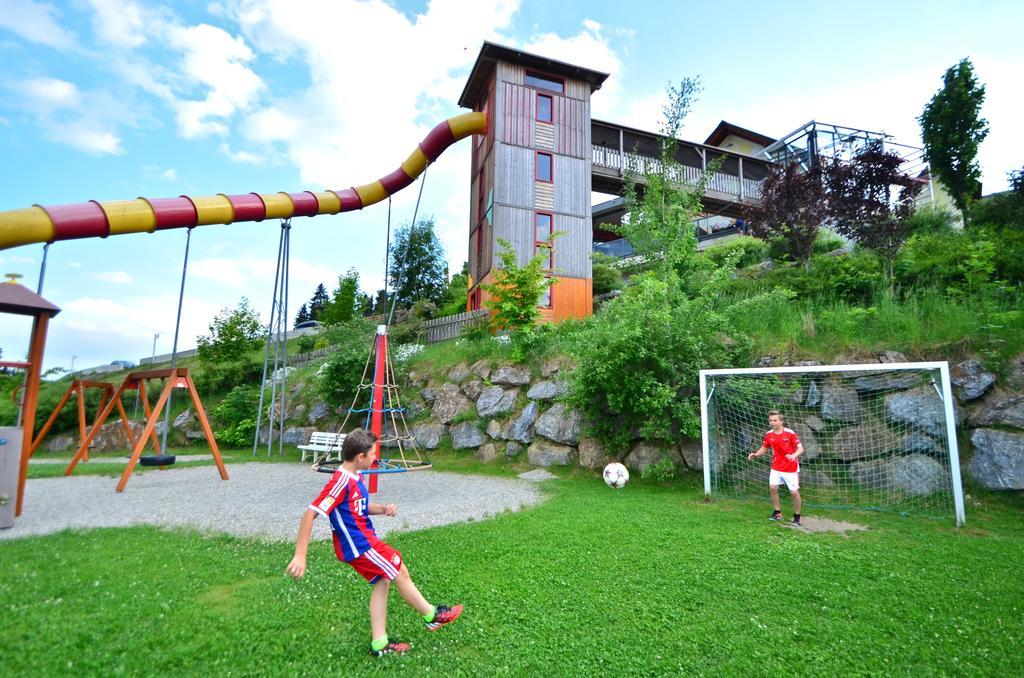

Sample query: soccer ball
[603,462,629,489]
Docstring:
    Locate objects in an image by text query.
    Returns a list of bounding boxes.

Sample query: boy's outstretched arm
[748,445,767,460]
[286,508,318,579]
[369,502,398,517]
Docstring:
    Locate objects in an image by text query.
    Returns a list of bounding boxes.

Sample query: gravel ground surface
[2,463,545,542]
[28,454,214,465]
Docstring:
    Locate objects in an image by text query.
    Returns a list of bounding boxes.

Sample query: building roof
[704,120,776,149]
[458,42,610,109]
[0,281,61,317]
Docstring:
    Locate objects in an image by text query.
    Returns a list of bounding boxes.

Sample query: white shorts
[769,469,800,491]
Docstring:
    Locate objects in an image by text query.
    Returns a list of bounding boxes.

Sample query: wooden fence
[424,309,489,344]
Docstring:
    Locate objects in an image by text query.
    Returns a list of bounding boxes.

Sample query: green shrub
[812,230,846,254]
[703,236,768,269]
[295,334,316,354]
[639,458,677,482]
[211,385,260,447]
[570,274,746,453]
[317,318,376,408]
[907,205,958,235]
[592,261,623,295]
[970,191,1024,230]
[193,356,263,394]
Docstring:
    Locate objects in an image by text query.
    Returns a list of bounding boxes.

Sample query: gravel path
[28,454,214,465]
[2,463,545,542]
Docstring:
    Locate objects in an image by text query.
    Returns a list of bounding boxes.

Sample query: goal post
[699,362,965,525]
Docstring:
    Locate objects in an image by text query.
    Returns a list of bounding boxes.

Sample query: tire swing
[140,226,196,468]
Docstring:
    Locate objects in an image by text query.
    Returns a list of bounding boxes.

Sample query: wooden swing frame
[26,379,162,464]
[64,368,228,492]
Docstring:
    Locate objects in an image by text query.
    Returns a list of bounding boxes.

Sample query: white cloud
[161,168,178,180]
[23,77,80,108]
[0,0,76,50]
[219,142,262,164]
[171,23,265,138]
[190,254,336,291]
[86,0,150,48]
[93,270,134,284]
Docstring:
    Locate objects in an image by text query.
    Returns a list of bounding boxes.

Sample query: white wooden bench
[297,431,346,464]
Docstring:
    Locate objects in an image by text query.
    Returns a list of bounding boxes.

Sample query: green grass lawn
[1,466,1022,676]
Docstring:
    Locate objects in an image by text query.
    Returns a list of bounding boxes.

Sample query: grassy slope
[1,466,1021,676]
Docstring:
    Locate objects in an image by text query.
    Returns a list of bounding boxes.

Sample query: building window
[538,279,552,308]
[536,152,553,183]
[477,97,488,147]
[525,71,564,94]
[535,212,553,271]
[536,93,553,123]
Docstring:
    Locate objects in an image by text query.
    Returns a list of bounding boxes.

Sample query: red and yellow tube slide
[0,112,486,251]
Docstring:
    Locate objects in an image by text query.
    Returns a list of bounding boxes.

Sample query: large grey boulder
[819,381,862,423]
[307,401,330,424]
[485,419,503,439]
[450,421,484,449]
[422,387,438,403]
[476,386,517,417]
[527,380,567,401]
[447,364,471,383]
[805,415,826,433]
[679,438,702,470]
[469,360,491,381]
[475,442,501,463]
[885,386,947,436]
[491,364,531,386]
[540,358,565,378]
[805,381,821,408]
[505,441,524,458]
[462,379,483,401]
[502,402,538,444]
[431,383,473,424]
[832,422,899,461]
[950,359,997,401]
[877,350,909,363]
[578,437,610,469]
[282,427,312,444]
[790,423,820,462]
[412,423,445,449]
[173,409,194,429]
[527,439,576,466]
[970,396,1024,429]
[624,441,674,473]
[46,435,75,452]
[850,455,946,496]
[969,429,1024,490]
[898,431,942,456]
[800,469,835,487]
[852,370,925,393]
[535,403,582,445]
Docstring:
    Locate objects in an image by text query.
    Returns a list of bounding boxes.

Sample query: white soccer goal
[699,362,965,525]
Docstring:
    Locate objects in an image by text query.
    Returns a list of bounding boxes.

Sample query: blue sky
[0,0,1021,373]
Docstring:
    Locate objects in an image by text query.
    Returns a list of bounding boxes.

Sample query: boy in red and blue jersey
[748,410,805,526]
[286,429,463,657]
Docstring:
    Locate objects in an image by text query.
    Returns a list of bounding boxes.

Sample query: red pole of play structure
[367,325,389,494]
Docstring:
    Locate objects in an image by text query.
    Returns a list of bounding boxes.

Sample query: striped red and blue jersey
[308,469,383,562]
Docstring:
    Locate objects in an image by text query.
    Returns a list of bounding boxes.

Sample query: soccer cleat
[425,604,464,631]
[769,511,783,521]
[369,641,410,657]
[791,518,802,527]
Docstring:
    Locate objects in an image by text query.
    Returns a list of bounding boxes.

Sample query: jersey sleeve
[791,431,801,446]
[762,432,771,449]
[309,474,349,517]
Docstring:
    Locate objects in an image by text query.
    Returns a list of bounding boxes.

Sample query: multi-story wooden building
[459,42,609,321]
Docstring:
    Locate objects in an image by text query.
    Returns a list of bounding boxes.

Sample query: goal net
[699,362,965,524]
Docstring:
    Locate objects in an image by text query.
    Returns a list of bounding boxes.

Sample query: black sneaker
[425,604,464,631]
[791,517,802,527]
[769,511,783,521]
[369,641,409,657]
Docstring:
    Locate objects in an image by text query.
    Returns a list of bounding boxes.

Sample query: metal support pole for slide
[276,222,291,456]
[387,164,429,327]
[252,222,287,456]
[161,227,193,452]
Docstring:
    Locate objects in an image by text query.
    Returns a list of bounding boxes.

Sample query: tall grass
[726,285,1024,364]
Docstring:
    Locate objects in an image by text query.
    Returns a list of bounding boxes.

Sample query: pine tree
[294,303,310,327]
[308,283,329,321]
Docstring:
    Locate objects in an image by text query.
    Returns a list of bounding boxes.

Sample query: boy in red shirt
[748,410,805,526]
[286,428,463,657]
